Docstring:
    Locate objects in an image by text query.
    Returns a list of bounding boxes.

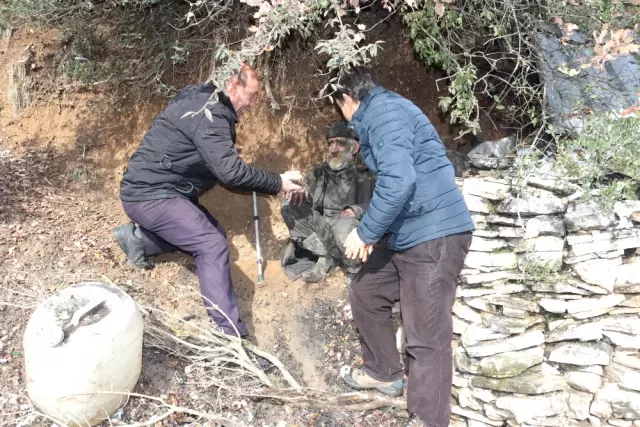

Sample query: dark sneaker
[112,222,152,268]
[342,368,404,397]
[300,256,336,283]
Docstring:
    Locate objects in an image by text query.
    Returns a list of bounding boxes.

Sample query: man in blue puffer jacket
[337,66,474,427]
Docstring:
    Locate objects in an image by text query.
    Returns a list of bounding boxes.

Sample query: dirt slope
[0,17,506,426]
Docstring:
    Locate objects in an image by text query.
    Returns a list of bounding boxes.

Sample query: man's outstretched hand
[281,177,302,193]
[280,177,305,206]
[344,228,374,262]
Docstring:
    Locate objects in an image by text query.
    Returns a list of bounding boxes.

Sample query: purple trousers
[122,197,248,337]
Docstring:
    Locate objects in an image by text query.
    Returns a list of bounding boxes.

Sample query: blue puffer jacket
[350,86,474,251]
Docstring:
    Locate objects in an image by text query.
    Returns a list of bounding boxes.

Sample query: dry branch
[78,392,247,427]
[141,305,302,391]
[143,307,406,413]
[9,391,247,427]
[246,389,407,411]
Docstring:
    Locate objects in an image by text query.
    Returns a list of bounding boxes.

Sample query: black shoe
[112,222,152,269]
[243,346,275,371]
[281,240,297,268]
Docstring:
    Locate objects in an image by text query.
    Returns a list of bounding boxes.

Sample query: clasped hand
[340,208,355,218]
[280,175,371,261]
[344,228,374,263]
[280,177,306,205]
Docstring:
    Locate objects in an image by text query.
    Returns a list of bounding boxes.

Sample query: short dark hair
[231,64,257,87]
[336,66,380,101]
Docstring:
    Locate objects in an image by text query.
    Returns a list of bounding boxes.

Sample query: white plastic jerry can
[23,281,144,427]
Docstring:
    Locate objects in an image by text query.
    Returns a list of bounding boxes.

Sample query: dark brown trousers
[349,232,472,427]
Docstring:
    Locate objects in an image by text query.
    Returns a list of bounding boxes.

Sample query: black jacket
[305,161,376,220]
[120,83,282,202]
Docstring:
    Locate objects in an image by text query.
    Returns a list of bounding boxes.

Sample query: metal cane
[252,191,264,282]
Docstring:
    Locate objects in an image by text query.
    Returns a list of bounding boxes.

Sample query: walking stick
[252,191,264,282]
[251,171,301,283]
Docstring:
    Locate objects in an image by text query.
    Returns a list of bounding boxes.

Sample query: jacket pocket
[400,190,431,217]
[161,155,191,174]
[401,200,422,217]
[175,178,196,195]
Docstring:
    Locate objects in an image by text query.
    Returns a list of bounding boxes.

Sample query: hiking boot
[280,240,318,281]
[342,368,404,397]
[300,256,336,283]
[406,415,428,427]
[112,222,152,269]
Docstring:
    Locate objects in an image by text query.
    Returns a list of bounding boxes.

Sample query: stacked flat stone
[449,174,640,427]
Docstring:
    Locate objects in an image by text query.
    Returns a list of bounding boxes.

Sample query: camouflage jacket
[304,161,376,220]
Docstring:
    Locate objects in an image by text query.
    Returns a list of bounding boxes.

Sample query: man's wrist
[356,227,372,245]
[356,220,381,246]
[277,174,284,193]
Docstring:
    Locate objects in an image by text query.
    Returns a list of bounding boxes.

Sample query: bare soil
[0,14,509,426]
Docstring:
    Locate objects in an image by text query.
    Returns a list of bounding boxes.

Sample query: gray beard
[327,151,353,170]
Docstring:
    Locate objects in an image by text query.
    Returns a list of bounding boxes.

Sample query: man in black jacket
[280,121,376,283]
[113,64,301,338]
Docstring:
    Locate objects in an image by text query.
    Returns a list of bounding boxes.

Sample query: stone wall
[450,174,640,427]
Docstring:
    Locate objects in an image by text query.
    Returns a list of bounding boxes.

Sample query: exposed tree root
[247,389,407,412]
[262,52,280,114]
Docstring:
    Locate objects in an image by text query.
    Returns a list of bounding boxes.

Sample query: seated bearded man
[280,120,376,283]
